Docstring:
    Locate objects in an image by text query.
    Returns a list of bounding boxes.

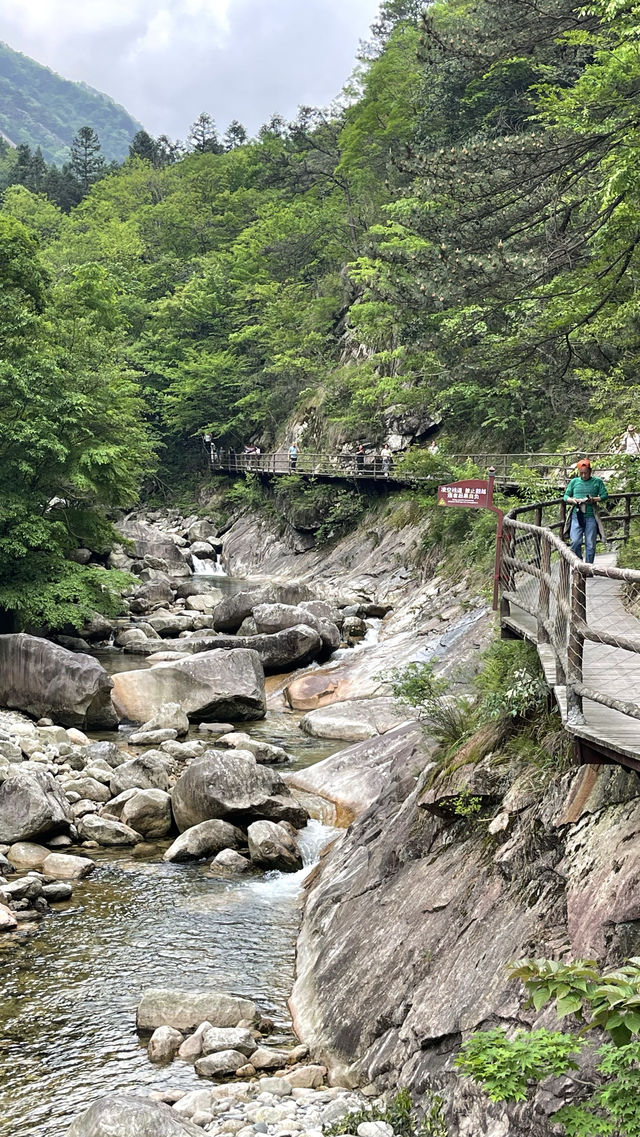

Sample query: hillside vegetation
[0,41,142,164]
[1,0,640,626]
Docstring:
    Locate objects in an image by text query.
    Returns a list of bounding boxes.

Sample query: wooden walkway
[504,551,640,771]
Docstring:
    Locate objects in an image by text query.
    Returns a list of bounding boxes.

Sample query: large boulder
[137,988,256,1032]
[77,814,142,845]
[111,650,266,724]
[163,819,245,862]
[212,590,270,633]
[116,519,192,577]
[247,819,303,872]
[186,627,324,673]
[66,1094,202,1136]
[252,603,341,655]
[0,767,70,844]
[0,634,117,729]
[109,752,171,796]
[171,751,309,832]
[121,789,172,839]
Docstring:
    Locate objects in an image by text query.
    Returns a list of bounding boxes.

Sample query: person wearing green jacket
[564,459,608,563]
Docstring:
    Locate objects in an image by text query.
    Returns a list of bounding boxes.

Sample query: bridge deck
[505,553,640,766]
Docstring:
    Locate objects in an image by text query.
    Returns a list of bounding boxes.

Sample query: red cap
[576,459,591,470]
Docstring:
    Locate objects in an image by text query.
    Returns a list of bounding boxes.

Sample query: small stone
[178,1020,213,1061]
[357,1124,394,1137]
[284,1067,326,1090]
[258,1077,292,1097]
[42,882,73,903]
[236,1063,256,1078]
[195,1049,248,1078]
[488,811,511,835]
[192,1111,214,1127]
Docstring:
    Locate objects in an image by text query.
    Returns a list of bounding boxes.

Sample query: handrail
[500,492,640,745]
[205,447,627,485]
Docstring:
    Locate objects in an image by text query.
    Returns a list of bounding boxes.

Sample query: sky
[0,0,383,141]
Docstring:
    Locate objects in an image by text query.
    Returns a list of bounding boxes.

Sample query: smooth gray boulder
[0,767,70,844]
[41,852,95,880]
[112,650,266,723]
[140,703,190,736]
[163,819,244,862]
[247,820,303,872]
[171,751,309,832]
[252,604,341,656]
[83,741,126,768]
[109,753,171,796]
[186,627,324,673]
[148,1025,183,1062]
[66,1094,202,1136]
[200,1025,256,1056]
[77,814,142,846]
[121,789,172,839]
[195,1049,247,1078]
[146,611,198,638]
[62,777,111,803]
[212,590,270,633]
[0,634,117,729]
[137,988,256,1032]
[299,698,412,741]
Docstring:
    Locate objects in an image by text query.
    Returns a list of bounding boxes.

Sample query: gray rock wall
[290,745,640,1134]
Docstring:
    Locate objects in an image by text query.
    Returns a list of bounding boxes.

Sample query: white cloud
[0,0,383,139]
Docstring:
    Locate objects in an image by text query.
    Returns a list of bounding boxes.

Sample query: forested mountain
[0,41,142,164]
[1,0,640,628]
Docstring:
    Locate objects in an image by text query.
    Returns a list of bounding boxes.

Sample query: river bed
[0,723,341,1137]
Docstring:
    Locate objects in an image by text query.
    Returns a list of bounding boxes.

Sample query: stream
[0,574,347,1137]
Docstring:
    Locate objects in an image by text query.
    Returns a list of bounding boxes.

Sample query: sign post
[437,468,504,610]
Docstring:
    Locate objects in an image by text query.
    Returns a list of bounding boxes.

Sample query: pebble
[163,1078,386,1137]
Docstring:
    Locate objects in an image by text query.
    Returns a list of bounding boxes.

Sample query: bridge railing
[500,493,640,730]
[208,447,623,484]
[210,449,406,480]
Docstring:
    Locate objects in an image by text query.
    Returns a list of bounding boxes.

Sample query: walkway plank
[507,553,640,763]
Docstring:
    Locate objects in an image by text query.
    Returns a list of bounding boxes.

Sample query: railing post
[566,567,586,723]
[538,533,551,644]
[554,556,570,685]
[625,494,631,543]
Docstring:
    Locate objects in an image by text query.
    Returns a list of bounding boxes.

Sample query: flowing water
[0,818,338,1137]
[0,573,348,1136]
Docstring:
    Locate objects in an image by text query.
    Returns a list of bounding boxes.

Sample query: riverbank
[0,501,495,1135]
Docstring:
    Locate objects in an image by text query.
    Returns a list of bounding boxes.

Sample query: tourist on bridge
[564,459,608,564]
[356,445,365,473]
[288,442,299,471]
[620,424,640,456]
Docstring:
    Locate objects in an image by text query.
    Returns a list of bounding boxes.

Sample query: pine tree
[187,112,223,154]
[70,126,105,193]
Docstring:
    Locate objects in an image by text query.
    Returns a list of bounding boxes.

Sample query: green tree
[70,125,105,193]
[0,214,154,629]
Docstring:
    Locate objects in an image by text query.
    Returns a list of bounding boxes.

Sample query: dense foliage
[0,41,142,164]
[457,958,640,1135]
[3,0,640,622]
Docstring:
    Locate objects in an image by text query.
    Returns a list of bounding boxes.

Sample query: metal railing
[207,448,623,485]
[209,449,406,480]
[500,493,640,742]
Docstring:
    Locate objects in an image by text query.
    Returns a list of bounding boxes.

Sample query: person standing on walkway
[380,445,392,477]
[356,445,365,474]
[288,443,299,471]
[564,459,608,564]
[620,424,640,456]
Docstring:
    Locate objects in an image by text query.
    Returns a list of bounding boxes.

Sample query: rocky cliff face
[290,741,640,1134]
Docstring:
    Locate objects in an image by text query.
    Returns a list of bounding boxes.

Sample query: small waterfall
[192,553,227,576]
[245,820,339,901]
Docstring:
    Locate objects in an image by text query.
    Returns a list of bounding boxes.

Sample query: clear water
[0,821,337,1137]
